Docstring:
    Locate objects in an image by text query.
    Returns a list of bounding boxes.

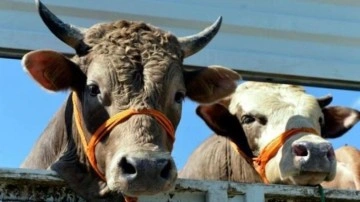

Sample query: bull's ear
[322,106,360,138]
[22,50,83,91]
[184,65,240,103]
[196,103,253,157]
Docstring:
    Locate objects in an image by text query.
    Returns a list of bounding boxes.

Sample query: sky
[1,58,360,170]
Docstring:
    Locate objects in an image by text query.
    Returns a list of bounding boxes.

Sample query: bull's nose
[109,151,177,195]
[292,141,335,160]
[118,155,174,180]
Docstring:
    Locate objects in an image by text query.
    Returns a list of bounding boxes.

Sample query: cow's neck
[21,95,122,200]
[50,95,122,200]
[227,140,262,183]
[20,98,69,169]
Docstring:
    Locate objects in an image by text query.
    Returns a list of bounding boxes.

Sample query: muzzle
[230,127,319,183]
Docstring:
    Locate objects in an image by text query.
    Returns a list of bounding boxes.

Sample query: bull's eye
[174,91,185,103]
[87,84,100,96]
[241,115,255,124]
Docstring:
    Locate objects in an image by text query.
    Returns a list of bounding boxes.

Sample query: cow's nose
[292,141,335,161]
[107,151,177,195]
[118,155,174,180]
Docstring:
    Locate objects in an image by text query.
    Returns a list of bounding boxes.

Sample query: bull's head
[21,0,241,200]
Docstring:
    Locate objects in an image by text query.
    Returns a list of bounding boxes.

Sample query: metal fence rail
[1,168,359,202]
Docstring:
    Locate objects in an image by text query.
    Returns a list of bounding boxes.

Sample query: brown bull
[21,0,241,201]
[180,82,360,188]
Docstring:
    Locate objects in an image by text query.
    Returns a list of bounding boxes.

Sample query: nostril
[160,160,172,179]
[327,147,335,160]
[293,144,308,157]
[119,157,136,175]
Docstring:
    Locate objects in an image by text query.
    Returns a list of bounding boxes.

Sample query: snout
[290,140,336,184]
[107,151,177,196]
[292,141,335,170]
[118,155,174,181]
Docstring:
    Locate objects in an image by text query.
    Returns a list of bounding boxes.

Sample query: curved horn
[179,16,222,58]
[317,94,333,108]
[36,0,88,53]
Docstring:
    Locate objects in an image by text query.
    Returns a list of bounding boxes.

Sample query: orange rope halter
[231,127,318,183]
[72,92,175,181]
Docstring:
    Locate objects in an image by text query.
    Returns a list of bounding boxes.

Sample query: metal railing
[1,168,359,202]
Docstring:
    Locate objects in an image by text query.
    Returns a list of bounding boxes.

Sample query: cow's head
[197,82,360,185]
[21,0,240,198]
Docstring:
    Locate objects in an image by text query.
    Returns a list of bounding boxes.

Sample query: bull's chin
[288,171,331,185]
[107,175,177,197]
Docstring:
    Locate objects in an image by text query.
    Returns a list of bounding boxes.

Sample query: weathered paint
[1,168,359,202]
[0,169,84,201]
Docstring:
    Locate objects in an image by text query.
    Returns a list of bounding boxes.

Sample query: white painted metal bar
[0,168,85,201]
[1,0,360,90]
[206,188,229,202]
[1,168,359,202]
[243,184,265,202]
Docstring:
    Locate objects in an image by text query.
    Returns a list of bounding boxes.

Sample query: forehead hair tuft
[229,81,307,114]
[75,20,183,69]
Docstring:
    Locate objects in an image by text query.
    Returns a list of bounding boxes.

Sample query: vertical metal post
[244,185,265,202]
[206,189,228,202]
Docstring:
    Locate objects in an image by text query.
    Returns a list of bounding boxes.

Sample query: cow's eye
[87,84,100,96]
[241,115,255,124]
[174,91,185,103]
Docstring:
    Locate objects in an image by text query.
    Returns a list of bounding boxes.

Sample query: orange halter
[71,92,175,181]
[231,127,319,183]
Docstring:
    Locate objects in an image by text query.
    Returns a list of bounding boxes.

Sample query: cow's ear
[322,106,360,138]
[196,103,253,156]
[22,50,83,91]
[184,65,240,103]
